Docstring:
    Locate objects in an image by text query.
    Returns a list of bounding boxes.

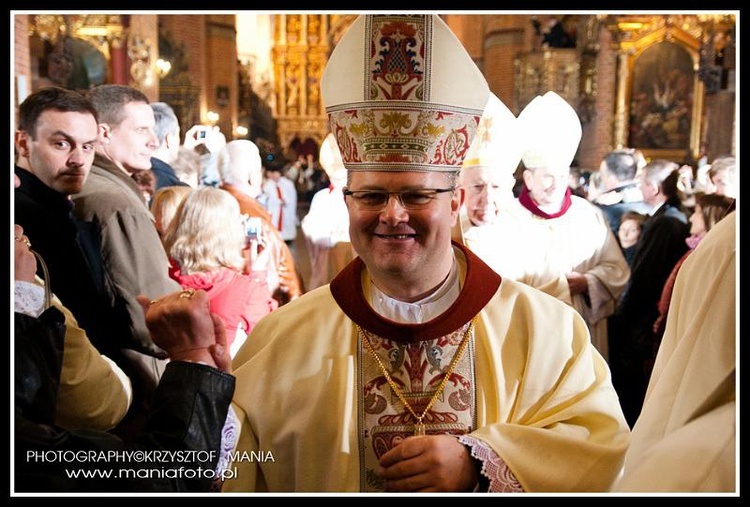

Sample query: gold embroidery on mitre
[324,15,485,172]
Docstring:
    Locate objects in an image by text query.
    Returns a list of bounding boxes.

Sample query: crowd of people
[13,13,736,495]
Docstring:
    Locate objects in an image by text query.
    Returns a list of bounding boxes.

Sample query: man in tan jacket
[72,84,180,442]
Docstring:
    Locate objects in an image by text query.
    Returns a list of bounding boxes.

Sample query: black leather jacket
[14,308,235,493]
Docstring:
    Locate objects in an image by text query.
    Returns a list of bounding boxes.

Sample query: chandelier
[29,15,67,44]
[29,14,125,60]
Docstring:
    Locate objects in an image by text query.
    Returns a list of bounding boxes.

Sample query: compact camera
[244,216,262,240]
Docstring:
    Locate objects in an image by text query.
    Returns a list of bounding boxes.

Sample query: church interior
[14,12,736,176]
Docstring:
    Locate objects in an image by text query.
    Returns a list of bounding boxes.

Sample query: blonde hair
[151,186,193,237]
[162,187,246,274]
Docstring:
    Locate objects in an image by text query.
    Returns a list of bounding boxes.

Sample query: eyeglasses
[342,187,455,210]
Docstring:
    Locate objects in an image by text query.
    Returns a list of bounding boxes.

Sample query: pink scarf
[685,234,703,250]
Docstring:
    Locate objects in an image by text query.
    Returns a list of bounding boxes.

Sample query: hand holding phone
[183,125,210,151]
[244,216,262,241]
[241,216,270,275]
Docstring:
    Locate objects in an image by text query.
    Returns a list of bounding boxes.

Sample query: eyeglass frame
[342,187,456,210]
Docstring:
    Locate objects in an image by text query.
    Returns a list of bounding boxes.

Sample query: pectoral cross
[414,421,426,436]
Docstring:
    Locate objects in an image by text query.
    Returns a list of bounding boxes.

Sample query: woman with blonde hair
[151,185,193,238]
[163,187,277,356]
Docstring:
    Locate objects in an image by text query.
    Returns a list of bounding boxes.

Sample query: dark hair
[131,169,156,198]
[661,169,681,203]
[86,84,150,127]
[619,210,647,228]
[642,159,678,188]
[695,193,735,231]
[17,86,98,139]
[602,149,642,182]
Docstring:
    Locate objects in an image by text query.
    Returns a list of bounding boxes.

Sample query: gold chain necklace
[357,318,476,436]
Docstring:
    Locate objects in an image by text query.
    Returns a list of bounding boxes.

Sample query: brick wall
[444,15,485,62]
[204,15,237,138]
[483,29,525,111]
[578,25,618,170]
[160,14,237,137]
[14,14,31,110]
[446,14,526,112]
[161,14,207,121]
[128,15,159,102]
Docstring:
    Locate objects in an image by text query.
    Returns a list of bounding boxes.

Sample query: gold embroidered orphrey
[357,317,477,436]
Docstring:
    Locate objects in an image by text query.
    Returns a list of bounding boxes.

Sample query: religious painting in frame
[618,26,703,162]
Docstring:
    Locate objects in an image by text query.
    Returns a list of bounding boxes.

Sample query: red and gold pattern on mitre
[321,14,490,172]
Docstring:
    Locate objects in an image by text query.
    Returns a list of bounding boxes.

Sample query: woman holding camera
[163,187,278,357]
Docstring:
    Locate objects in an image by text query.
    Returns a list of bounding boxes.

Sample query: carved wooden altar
[514,49,581,112]
[271,14,356,160]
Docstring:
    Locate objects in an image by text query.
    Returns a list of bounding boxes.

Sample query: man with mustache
[14,86,133,431]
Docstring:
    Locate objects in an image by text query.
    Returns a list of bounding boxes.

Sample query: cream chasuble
[486,196,630,361]
[612,212,736,492]
[224,242,629,493]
